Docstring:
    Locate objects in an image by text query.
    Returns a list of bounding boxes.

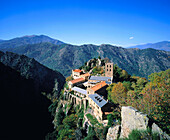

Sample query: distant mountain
[0,35,64,49]
[128,41,170,51]
[3,42,170,78]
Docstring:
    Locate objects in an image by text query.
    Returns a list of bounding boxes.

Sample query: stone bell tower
[105,63,114,77]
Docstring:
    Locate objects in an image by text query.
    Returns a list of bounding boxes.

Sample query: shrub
[86,113,98,126]
[107,114,114,127]
[119,129,160,140]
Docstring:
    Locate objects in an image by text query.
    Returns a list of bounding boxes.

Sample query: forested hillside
[0,51,65,96]
[2,43,169,78]
[107,69,170,135]
[46,58,170,139]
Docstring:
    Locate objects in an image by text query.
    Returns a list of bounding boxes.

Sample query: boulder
[152,123,170,140]
[106,125,120,140]
[120,106,149,138]
[106,106,170,139]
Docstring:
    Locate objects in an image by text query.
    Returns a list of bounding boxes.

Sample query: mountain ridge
[1,35,170,51]
[0,35,64,49]
[0,50,65,95]
[128,41,170,51]
[2,42,169,78]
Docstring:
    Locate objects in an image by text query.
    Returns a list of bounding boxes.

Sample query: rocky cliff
[0,51,65,139]
[107,125,120,140]
[120,106,149,138]
[0,62,52,140]
[0,51,65,96]
[107,106,170,140]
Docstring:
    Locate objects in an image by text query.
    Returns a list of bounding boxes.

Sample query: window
[107,65,108,67]
[110,69,111,71]
[110,65,111,68]
[107,69,108,71]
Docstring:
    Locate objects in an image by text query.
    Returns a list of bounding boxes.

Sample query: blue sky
[0,0,170,47]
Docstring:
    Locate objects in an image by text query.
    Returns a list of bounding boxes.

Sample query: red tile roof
[73,69,82,72]
[82,73,90,77]
[91,81,107,91]
[70,78,85,84]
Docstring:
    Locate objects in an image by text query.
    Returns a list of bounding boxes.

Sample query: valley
[0,36,169,140]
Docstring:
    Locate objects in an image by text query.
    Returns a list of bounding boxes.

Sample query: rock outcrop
[152,123,170,140]
[106,125,120,140]
[120,106,149,138]
[86,58,103,68]
[107,106,170,140]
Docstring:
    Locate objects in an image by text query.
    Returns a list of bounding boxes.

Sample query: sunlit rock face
[106,125,120,140]
[120,106,149,138]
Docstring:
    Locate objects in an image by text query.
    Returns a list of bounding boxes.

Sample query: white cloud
[129,36,134,40]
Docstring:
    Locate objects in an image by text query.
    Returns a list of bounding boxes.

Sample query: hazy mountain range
[0,35,169,78]
[128,41,170,51]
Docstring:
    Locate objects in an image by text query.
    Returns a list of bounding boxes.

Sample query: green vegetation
[107,114,114,127]
[57,114,78,140]
[92,66,104,75]
[80,57,106,74]
[107,82,127,105]
[113,64,131,82]
[66,76,73,82]
[46,102,86,139]
[44,54,169,139]
[119,129,160,140]
[86,113,99,126]
[48,101,58,116]
[54,107,65,127]
[107,109,121,127]
[107,69,170,135]
[84,65,91,72]
[1,38,169,77]
[84,126,97,140]
[45,59,169,139]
